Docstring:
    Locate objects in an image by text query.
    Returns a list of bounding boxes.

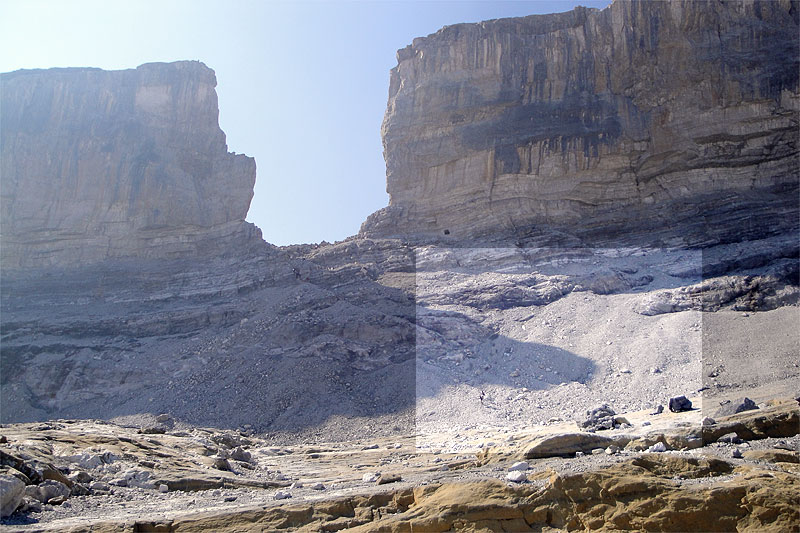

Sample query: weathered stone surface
[361,0,799,246]
[742,449,799,464]
[1,61,259,268]
[717,397,759,417]
[669,395,692,412]
[0,474,25,517]
[25,480,71,504]
[522,432,615,459]
[702,402,799,443]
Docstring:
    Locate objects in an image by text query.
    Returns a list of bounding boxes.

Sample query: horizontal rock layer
[362,0,799,245]
[0,61,258,268]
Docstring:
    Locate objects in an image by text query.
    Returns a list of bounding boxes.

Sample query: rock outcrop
[362,0,799,245]
[0,61,259,268]
[1,403,797,530]
[0,63,418,434]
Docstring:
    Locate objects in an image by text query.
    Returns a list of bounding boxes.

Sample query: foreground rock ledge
[1,402,797,532]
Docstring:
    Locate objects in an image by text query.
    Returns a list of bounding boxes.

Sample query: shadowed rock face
[362,0,800,245]
[0,61,258,268]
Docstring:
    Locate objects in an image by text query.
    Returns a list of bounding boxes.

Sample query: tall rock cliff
[362,0,799,245]
[0,65,418,433]
[1,61,261,268]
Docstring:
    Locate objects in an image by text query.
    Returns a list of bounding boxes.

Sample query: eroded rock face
[0,61,258,268]
[362,0,799,245]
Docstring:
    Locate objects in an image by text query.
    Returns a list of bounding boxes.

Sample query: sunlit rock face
[1,61,259,268]
[362,0,799,245]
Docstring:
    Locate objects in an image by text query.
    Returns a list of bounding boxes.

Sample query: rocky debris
[212,457,232,471]
[669,396,692,412]
[579,404,616,431]
[716,397,759,418]
[229,447,252,463]
[25,480,71,504]
[0,403,796,530]
[1,237,417,437]
[634,268,800,316]
[717,433,743,445]
[86,454,795,533]
[0,474,25,517]
[604,445,620,456]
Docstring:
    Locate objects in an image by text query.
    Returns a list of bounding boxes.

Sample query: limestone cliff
[361,0,800,245]
[1,61,260,268]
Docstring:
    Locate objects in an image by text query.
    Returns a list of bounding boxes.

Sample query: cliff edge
[1,61,262,269]
[361,0,799,245]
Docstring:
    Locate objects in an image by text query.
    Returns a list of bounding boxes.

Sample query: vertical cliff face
[1,61,260,268]
[362,0,799,245]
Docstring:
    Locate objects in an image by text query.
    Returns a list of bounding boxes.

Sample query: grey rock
[26,480,71,504]
[716,397,759,418]
[376,474,402,485]
[717,433,743,445]
[506,470,527,483]
[90,481,110,492]
[0,474,25,517]
[669,396,692,413]
[605,445,621,455]
[361,472,380,483]
[70,483,90,496]
[212,457,232,471]
[579,404,617,431]
[68,471,93,484]
[508,461,529,472]
[230,446,252,463]
[273,490,292,500]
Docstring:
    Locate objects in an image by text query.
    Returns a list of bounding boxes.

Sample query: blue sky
[1,0,611,246]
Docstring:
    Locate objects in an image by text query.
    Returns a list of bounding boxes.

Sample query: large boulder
[0,474,25,517]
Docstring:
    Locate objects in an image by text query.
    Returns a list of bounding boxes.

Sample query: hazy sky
[1,0,611,246]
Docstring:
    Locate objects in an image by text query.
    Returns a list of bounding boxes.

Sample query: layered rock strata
[0,61,259,268]
[1,403,797,531]
[362,0,800,245]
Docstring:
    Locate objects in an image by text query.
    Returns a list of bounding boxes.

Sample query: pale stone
[0,474,25,517]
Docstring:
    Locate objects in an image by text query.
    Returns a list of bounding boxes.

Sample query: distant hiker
[479,390,485,404]
[292,267,301,279]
